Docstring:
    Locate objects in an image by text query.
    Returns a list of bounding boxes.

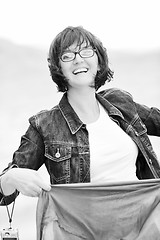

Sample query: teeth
[73,68,88,74]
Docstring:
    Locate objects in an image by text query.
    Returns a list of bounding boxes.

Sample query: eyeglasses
[60,48,96,62]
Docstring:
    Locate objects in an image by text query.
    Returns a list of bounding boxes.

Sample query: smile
[73,68,88,75]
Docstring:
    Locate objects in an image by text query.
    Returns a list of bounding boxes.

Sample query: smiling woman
[1,25,160,240]
[48,26,113,92]
[59,41,100,91]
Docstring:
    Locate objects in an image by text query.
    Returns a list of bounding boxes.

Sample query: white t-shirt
[86,103,139,183]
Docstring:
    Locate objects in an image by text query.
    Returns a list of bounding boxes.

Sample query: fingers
[20,186,42,197]
[6,168,51,197]
[28,182,51,198]
[31,171,51,192]
[38,180,51,192]
[23,171,51,196]
[18,179,50,197]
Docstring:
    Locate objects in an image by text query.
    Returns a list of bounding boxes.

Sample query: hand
[1,168,51,197]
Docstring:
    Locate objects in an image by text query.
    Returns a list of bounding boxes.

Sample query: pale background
[0,0,160,239]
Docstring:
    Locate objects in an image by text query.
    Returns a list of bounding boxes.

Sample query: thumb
[39,181,51,192]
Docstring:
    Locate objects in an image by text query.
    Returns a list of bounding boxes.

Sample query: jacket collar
[58,92,124,134]
[59,93,84,134]
[96,93,124,119]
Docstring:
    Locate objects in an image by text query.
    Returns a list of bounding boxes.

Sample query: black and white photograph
[0,0,160,239]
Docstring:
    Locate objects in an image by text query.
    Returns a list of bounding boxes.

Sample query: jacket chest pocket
[45,143,71,183]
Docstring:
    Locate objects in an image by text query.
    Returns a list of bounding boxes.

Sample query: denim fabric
[11,88,160,184]
[1,88,160,204]
[36,179,160,240]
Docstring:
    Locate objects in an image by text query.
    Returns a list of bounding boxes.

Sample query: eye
[82,49,93,55]
[61,52,74,62]
[80,48,95,58]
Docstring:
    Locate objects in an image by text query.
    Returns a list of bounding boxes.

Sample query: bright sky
[0,0,160,51]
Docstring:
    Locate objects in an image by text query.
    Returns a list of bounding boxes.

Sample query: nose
[73,52,84,64]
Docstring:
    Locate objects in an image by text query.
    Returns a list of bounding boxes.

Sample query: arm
[102,88,160,136]
[135,102,160,136]
[0,122,51,204]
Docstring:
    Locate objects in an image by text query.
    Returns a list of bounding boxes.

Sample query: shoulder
[98,87,133,100]
[97,88,137,119]
[28,104,60,128]
[98,87,134,106]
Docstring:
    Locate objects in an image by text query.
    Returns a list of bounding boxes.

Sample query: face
[59,41,100,90]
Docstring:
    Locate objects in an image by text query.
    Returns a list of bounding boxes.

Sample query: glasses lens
[61,52,74,62]
[80,49,94,58]
[61,48,95,62]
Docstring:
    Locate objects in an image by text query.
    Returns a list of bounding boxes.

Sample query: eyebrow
[63,45,92,53]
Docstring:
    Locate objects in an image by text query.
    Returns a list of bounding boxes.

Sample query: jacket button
[55,148,61,158]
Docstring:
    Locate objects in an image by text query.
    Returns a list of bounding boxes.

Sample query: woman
[0,26,160,204]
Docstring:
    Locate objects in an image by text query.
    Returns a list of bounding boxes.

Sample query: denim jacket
[1,88,160,204]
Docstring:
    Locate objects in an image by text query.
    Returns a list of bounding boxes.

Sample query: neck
[67,87,100,124]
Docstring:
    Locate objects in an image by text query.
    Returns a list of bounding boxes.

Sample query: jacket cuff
[0,164,19,205]
[1,163,18,176]
[0,190,19,206]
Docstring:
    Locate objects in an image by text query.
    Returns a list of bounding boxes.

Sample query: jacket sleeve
[0,189,19,206]
[11,119,45,169]
[0,118,45,205]
[100,88,160,137]
[135,102,160,136]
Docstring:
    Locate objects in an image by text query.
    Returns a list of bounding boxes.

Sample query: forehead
[60,32,93,54]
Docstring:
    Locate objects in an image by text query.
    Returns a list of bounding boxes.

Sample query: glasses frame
[60,48,96,62]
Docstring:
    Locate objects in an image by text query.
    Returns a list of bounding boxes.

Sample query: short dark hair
[48,26,113,92]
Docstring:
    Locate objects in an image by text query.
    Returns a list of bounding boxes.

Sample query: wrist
[0,170,16,196]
